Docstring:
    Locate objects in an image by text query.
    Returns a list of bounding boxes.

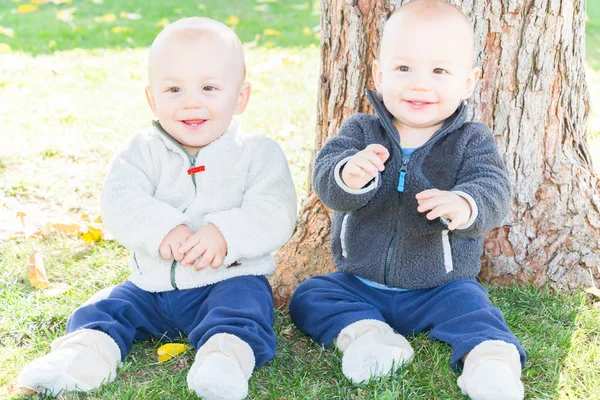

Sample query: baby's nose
[182,91,204,108]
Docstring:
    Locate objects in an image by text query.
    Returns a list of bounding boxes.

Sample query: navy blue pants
[289,272,526,371]
[67,275,276,367]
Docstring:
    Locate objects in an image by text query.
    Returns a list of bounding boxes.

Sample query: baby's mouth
[181,119,207,127]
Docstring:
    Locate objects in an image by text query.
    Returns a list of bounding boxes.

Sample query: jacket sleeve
[203,138,297,265]
[101,136,192,258]
[313,115,382,212]
[451,124,511,237]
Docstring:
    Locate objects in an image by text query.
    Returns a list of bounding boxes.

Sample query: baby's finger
[172,244,185,262]
[210,255,224,269]
[159,242,172,260]
[426,205,453,221]
[355,159,379,177]
[344,163,366,178]
[363,152,386,171]
[415,189,443,201]
[365,144,390,160]
[179,234,200,254]
[183,244,206,266]
[195,251,214,270]
[417,196,450,213]
[447,216,467,231]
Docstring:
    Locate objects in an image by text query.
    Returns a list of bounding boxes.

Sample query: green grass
[0,0,320,53]
[1,0,600,399]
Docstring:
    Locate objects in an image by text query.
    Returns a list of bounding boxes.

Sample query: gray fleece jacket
[313,90,510,289]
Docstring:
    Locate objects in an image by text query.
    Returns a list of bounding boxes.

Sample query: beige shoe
[18,329,121,397]
[457,340,524,400]
[336,319,414,384]
[187,333,255,400]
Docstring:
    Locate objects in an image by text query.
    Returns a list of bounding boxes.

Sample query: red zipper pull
[187,166,205,175]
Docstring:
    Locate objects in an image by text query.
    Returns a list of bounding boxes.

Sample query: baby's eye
[167,87,181,93]
[203,85,217,92]
[433,68,448,74]
[397,65,410,72]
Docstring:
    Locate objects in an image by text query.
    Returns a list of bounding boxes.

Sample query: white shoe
[187,333,255,400]
[18,329,121,397]
[457,340,524,400]
[336,319,414,384]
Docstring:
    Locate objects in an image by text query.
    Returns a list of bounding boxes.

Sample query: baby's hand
[179,223,227,270]
[159,224,193,261]
[416,189,472,230]
[341,144,390,190]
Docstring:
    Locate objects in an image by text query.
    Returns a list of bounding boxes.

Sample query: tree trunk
[270,0,599,308]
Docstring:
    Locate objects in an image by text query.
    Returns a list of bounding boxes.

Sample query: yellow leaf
[157,343,187,362]
[94,215,102,223]
[53,223,81,234]
[81,212,90,221]
[155,18,169,28]
[197,4,206,10]
[119,12,141,20]
[94,13,116,23]
[111,26,131,33]
[0,43,12,53]
[263,28,280,36]
[17,4,37,13]
[16,211,27,222]
[81,226,103,243]
[0,26,15,38]
[31,0,47,4]
[302,26,311,35]
[28,251,49,289]
[226,15,240,27]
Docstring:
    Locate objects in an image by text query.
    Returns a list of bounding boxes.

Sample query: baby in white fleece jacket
[18,17,297,400]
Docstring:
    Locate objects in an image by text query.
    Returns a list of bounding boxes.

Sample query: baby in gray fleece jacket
[19,17,296,400]
[289,1,525,399]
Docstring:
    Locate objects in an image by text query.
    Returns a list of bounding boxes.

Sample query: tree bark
[270,0,599,308]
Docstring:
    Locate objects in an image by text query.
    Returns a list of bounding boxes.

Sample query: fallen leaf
[263,28,280,36]
[157,343,187,362]
[94,13,117,23]
[56,8,76,22]
[28,251,50,289]
[53,223,81,234]
[16,211,27,222]
[585,287,600,298]
[111,26,131,33]
[81,212,90,221]
[16,4,38,13]
[81,226,103,243]
[226,15,240,27]
[94,215,102,223]
[0,43,12,53]
[119,12,141,20]
[155,18,169,28]
[41,282,70,297]
[0,26,15,38]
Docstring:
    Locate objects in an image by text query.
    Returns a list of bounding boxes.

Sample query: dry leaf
[585,287,600,298]
[263,29,280,36]
[42,283,70,297]
[17,4,38,13]
[94,215,102,223]
[157,343,187,362]
[53,223,81,234]
[16,211,27,222]
[0,43,12,53]
[94,13,117,23]
[81,212,90,221]
[28,251,49,289]
[81,226,103,243]
[226,15,240,27]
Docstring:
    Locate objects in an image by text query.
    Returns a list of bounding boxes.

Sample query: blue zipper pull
[397,156,409,193]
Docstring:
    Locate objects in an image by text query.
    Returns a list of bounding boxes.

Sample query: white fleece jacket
[100,121,297,292]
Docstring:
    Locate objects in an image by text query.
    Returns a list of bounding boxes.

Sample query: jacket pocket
[441,230,453,273]
[340,214,349,258]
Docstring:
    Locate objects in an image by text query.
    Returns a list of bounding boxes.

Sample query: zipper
[442,230,454,273]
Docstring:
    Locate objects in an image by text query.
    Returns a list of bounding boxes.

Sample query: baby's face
[374,13,479,134]
[146,34,248,154]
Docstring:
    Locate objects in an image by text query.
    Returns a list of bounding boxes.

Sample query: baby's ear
[372,59,383,92]
[145,86,158,116]
[461,67,481,100]
[234,82,251,115]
